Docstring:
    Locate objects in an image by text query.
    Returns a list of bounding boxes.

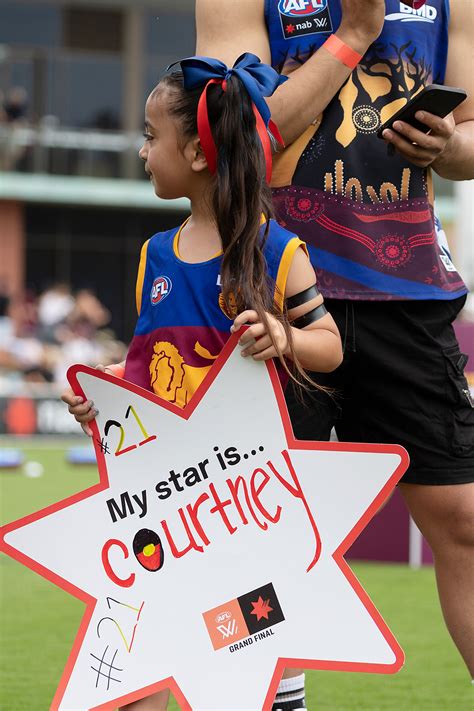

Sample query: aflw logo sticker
[202,582,285,651]
[216,618,238,639]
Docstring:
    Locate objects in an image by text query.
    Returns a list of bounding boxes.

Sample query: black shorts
[285,296,474,485]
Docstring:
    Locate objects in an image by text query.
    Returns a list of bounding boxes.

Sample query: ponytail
[154,65,321,390]
[209,78,274,317]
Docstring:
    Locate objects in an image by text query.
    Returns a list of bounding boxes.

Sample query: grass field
[0,442,472,710]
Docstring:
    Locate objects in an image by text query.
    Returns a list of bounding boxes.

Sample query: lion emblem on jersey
[218,291,238,319]
[149,341,218,408]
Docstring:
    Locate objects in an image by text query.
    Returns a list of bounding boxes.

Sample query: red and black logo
[238,582,285,634]
[203,581,285,651]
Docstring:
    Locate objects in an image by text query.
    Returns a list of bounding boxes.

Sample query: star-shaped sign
[0,333,408,710]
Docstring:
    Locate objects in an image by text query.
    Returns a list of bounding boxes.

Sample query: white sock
[272,673,306,710]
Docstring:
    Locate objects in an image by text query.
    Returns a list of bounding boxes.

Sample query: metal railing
[0,123,144,178]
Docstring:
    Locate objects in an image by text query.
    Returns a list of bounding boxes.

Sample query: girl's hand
[61,389,97,437]
[60,364,108,436]
[231,310,288,361]
[381,111,456,168]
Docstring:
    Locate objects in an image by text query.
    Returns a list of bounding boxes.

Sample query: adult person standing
[196,0,474,707]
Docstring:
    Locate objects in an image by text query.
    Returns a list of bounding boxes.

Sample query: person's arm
[381,0,474,180]
[195,0,386,145]
[232,247,343,373]
[432,0,474,179]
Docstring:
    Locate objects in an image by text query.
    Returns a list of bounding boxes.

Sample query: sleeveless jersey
[265,0,467,301]
[124,219,305,407]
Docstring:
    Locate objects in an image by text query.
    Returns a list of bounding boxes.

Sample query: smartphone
[377,84,467,138]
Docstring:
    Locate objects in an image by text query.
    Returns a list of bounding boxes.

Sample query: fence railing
[0,123,143,178]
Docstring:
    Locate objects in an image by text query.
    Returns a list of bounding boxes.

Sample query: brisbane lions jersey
[124,219,305,407]
[264,0,466,301]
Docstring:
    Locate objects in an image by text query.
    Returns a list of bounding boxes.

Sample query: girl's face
[139,90,195,200]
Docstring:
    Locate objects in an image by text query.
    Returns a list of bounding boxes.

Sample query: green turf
[1,445,472,710]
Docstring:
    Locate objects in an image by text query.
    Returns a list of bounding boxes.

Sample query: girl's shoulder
[264,218,303,254]
[146,224,182,257]
[148,224,180,245]
[263,219,306,282]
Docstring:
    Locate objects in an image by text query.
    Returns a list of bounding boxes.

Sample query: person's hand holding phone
[381,111,456,168]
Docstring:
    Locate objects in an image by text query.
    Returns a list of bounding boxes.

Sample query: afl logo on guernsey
[278,0,332,39]
[279,0,327,17]
[150,276,172,305]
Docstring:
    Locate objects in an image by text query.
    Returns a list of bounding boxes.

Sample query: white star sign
[1,332,408,711]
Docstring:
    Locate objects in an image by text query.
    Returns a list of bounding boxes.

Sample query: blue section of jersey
[308,245,467,300]
[264,1,465,302]
[135,219,297,336]
[265,0,449,82]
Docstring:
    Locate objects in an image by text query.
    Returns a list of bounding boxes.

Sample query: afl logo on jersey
[278,0,332,39]
[150,276,172,305]
[278,0,327,17]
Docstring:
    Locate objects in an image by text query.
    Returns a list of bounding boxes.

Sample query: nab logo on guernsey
[202,582,285,652]
[385,2,437,23]
[278,0,333,39]
[150,276,172,305]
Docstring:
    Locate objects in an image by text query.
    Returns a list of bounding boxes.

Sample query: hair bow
[171,53,288,181]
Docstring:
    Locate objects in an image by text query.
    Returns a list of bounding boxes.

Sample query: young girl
[62,54,342,710]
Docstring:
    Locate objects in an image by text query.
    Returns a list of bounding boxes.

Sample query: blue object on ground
[0,449,24,468]
[66,446,96,465]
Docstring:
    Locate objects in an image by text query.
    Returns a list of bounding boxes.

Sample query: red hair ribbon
[196,78,284,184]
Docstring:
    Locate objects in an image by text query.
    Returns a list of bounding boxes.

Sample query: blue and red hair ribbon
[170,53,288,183]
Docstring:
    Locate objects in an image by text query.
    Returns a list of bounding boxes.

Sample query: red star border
[1,332,408,710]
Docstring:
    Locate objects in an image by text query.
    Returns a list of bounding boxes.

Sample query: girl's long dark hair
[154,71,316,387]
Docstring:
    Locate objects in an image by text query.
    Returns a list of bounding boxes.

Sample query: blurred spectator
[0,289,52,383]
[70,288,111,329]
[8,288,39,338]
[0,284,126,392]
[3,87,28,124]
[38,282,75,342]
[0,91,7,123]
[52,316,105,384]
[89,109,120,131]
[0,85,29,170]
[0,278,12,342]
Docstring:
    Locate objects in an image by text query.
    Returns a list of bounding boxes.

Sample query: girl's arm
[61,360,126,436]
[232,247,343,373]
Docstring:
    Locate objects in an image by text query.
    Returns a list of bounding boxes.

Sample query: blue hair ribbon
[168,53,287,180]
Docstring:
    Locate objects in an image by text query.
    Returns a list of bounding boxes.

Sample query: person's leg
[334,297,474,678]
[400,482,474,676]
[272,671,307,710]
[277,301,349,708]
[120,690,170,711]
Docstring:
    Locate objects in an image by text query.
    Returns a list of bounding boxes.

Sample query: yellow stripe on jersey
[274,237,308,312]
[136,239,150,316]
[172,217,191,259]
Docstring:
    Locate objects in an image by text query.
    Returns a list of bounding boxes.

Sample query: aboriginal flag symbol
[133,529,164,572]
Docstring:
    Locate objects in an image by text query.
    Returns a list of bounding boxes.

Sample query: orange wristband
[323,34,363,70]
[106,364,125,379]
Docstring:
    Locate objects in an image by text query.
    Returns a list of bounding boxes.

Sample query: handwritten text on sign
[1,335,407,710]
